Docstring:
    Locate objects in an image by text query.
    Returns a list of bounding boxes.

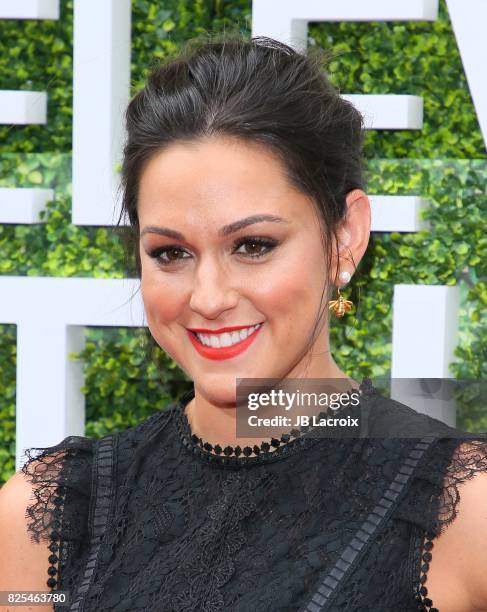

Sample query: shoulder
[365,390,458,438]
[421,438,487,611]
[365,392,487,608]
[0,407,177,580]
[0,406,176,600]
[0,468,59,608]
[114,404,176,453]
[0,435,100,604]
[111,405,176,481]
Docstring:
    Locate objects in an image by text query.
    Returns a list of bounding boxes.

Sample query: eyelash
[148,236,279,266]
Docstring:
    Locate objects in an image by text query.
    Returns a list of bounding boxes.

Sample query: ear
[331,189,371,286]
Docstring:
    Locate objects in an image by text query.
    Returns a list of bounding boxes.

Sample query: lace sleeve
[21,435,94,592]
[394,433,487,537]
[429,435,487,536]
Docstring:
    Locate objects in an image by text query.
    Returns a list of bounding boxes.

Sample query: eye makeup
[147,235,280,266]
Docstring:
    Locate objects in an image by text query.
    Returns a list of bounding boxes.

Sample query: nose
[189,255,239,318]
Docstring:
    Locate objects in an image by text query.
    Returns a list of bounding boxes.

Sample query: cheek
[255,242,325,324]
[141,274,186,329]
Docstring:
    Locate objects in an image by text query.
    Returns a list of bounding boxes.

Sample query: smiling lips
[187,323,264,361]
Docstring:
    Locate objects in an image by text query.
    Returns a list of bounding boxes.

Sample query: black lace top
[21,379,487,612]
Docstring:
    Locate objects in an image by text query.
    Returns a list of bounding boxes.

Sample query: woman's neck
[183,365,359,450]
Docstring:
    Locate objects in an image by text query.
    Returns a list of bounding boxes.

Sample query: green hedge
[310,0,486,159]
[0,0,485,484]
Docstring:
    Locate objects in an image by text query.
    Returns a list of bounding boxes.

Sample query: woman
[1,34,487,612]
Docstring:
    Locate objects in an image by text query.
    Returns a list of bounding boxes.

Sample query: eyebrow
[140,214,290,240]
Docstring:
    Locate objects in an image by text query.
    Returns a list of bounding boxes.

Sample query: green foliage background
[0,0,485,483]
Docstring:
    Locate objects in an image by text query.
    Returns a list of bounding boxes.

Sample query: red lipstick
[187,324,264,361]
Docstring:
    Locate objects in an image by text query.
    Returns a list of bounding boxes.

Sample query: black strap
[301,435,437,612]
[68,435,117,612]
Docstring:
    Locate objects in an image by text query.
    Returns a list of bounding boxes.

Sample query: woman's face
[138,136,341,406]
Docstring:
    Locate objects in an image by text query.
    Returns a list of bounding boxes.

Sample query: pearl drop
[339,270,351,284]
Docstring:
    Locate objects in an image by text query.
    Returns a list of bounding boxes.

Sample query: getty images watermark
[246,386,360,428]
[236,378,363,440]
[235,378,487,440]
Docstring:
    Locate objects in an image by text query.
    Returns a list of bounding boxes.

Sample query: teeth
[195,324,261,348]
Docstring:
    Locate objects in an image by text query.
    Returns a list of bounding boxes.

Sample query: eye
[148,246,190,265]
[232,236,278,259]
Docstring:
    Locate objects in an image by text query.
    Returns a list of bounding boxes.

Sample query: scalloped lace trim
[21,446,71,545]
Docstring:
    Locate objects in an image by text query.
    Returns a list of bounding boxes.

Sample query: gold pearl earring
[328,271,354,318]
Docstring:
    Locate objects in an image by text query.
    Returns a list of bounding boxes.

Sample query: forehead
[137,136,313,227]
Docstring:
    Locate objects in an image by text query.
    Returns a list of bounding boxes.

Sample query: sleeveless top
[20,378,487,612]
